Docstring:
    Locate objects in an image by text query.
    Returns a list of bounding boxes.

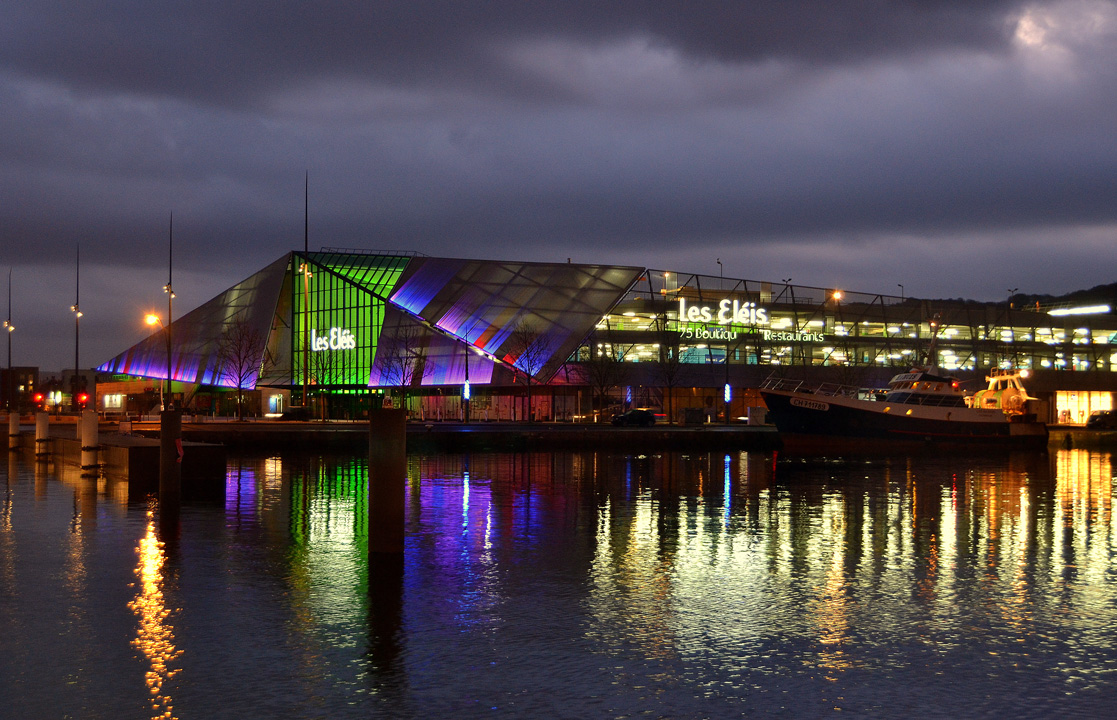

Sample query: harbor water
[2,446,1116,718]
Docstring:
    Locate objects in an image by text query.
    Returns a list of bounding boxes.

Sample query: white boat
[759,367,1048,450]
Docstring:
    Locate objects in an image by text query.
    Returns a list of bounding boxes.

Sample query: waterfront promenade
[124,417,783,452]
[7,413,1114,455]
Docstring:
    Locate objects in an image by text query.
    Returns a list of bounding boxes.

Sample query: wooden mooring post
[368,409,406,555]
[159,410,182,525]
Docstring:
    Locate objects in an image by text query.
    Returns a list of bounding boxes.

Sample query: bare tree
[508,320,552,423]
[378,324,428,417]
[651,310,684,424]
[578,331,634,419]
[306,342,341,420]
[215,318,271,420]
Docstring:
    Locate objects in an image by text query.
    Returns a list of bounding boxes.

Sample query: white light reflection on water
[4,447,1117,717]
[579,449,1117,712]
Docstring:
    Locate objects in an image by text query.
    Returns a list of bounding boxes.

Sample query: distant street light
[716,258,723,278]
[71,245,82,411]
[4,267,12,412]
[898,284,904,302]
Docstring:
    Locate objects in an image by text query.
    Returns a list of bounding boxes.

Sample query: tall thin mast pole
[165,213,174,409]
[302,172,309,408]
[72,245,80,410]
[75,245,79,375]
[6,268,12,411]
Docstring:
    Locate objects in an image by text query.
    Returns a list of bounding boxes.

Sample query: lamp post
[1007,288,1018,367]
[146,314,168,410]
[897,284,904,302]
[71,245,82,411]
[4,267,12,412]
[163,214,175,410]
[716,258,722,278]
[300,260,312,409]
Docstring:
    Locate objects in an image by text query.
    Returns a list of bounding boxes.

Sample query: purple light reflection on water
[4,449,1117,717]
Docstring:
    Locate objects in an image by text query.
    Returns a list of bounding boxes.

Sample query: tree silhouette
[378,323,428,418]
[215,318,272,420]
[578,327,633,420]
[508,320,552,422]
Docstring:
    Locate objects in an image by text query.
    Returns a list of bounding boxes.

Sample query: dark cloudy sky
[2,0,1115,370]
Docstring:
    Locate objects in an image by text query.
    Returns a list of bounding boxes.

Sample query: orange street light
[145,313,169,409]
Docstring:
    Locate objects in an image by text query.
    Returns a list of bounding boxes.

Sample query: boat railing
[760,377,862,399]
[885,391,967,408]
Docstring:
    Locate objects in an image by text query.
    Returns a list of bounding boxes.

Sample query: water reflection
[5,446,1115,716]
[128,500,182,720]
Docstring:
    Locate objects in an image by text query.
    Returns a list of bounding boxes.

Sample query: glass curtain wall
[292,253,380,400]
[594,273,1116,373]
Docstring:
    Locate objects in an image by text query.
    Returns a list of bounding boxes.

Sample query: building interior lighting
[1049,305,1110,316]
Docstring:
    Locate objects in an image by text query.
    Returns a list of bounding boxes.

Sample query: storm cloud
[1,0,1115,368]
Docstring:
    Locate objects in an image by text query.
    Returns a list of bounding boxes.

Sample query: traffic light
[77,393,89,408]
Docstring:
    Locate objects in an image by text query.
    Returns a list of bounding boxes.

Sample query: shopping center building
[96,250,1117,423]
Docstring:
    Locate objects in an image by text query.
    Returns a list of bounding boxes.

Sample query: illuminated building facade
[98,250,1117,422]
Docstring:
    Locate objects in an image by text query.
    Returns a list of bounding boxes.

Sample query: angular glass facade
[98,250,1116,425]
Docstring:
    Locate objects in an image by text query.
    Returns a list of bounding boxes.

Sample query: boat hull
[760,389,1048,450]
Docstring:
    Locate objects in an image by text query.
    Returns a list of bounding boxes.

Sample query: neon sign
[763,329,825,342]
[678,298,768,326]
[311,327,357,351]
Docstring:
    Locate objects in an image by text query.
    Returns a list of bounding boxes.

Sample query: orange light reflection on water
[128,504,182,720]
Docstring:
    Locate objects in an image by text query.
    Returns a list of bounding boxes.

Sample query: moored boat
[759,367,1048,450]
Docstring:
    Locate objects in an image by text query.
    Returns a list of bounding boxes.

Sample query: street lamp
[897,284,904,302]
[146,313,169,410]
[1006,288,1019,367]
[300,260,312,409]
[71,303,82,410]
[716,258,722,278]
[71,245,82,411]
[5,267,12,412]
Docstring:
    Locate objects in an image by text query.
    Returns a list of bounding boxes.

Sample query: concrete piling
[368,409,406,555]
[7,412,17,450]
[80,409,100,474]
[34,412,49,459]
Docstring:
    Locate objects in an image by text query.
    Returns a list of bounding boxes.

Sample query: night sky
[2,1,1115,371]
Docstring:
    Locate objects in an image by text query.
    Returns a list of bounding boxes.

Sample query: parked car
[1085,410,1117,430]
[611,408,657,427]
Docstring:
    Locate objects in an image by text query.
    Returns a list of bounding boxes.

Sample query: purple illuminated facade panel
[98,254,289,387]
[369,305,495,388]
[387,258,643,384]
[99,251,643,393]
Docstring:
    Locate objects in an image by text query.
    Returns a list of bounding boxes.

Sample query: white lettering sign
[763,329,825,343]
[790,397,830,412]
[311,327,357,351]
[680,325,739,341]
[679,298,769,326]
